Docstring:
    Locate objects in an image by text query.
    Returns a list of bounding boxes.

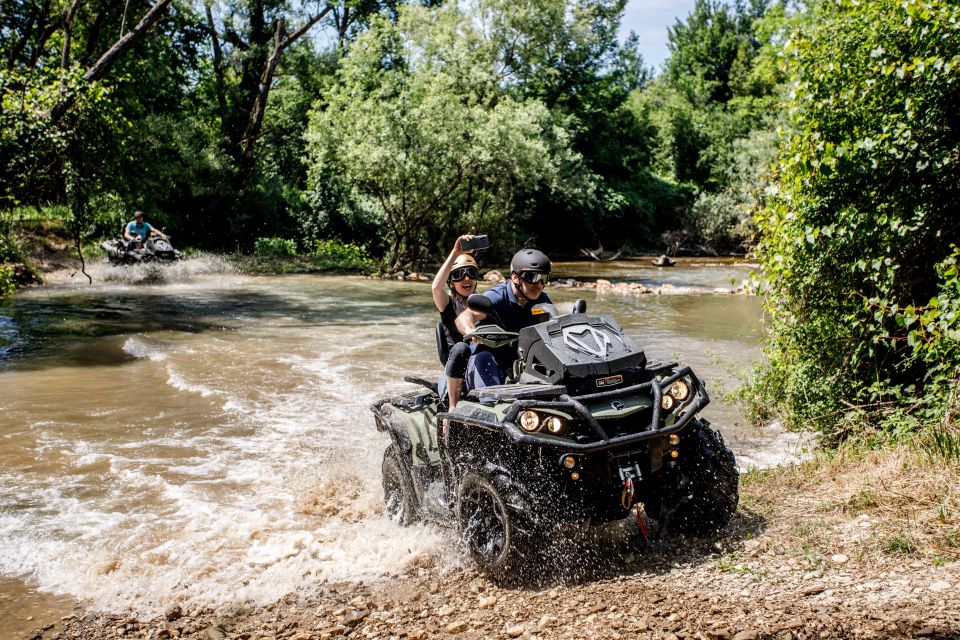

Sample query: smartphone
[461,235,489,251]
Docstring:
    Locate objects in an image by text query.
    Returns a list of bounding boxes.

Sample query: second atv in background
[101,234,183,266]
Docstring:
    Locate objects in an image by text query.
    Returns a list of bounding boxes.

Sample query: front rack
[436,366,708,453]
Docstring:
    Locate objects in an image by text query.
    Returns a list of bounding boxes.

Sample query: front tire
[457,471,529,578]
[667,422,739,536]
[382,444,418,526]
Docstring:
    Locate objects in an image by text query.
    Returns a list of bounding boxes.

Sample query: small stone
[733,631,758,640]
[205,627,226,640]
[538,615,556,629]
[445,620,468,633]
[929,581,952,592]
[802,583,827,596]
[342,609,370,627]
[164,606,183,622]
[831,554,849,565]
[505,624,525,637]
[477,596,497,609]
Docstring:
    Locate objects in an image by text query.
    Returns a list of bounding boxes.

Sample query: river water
[0,258,801,636]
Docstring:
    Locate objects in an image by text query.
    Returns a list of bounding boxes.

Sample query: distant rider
[455,248,552,391]
[432,235,480,410]
[123,210,166,249]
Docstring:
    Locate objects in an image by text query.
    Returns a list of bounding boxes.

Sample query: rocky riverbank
[30,445,960,640]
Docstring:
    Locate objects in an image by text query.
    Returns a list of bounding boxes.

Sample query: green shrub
[0,219,26,264]
[254,236,297,258]
[751,0,960,439]
[314,239,375,272]
[0,264,14,298]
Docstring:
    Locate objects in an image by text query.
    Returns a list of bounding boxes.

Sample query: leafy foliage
[628,0,787,253]
[254,236,297,258]
[753,0,960,437]
[0,264,13,298]
[313,239,375,272]
[305,4,589,271]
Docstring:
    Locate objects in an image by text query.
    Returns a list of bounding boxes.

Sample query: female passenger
[432,236,479,409]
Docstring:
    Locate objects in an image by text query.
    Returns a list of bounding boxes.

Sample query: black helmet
[510,248,551,275]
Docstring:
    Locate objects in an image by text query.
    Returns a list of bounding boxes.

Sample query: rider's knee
[445,342,471,378]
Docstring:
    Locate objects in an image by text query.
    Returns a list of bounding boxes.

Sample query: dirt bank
[28,446,960,640]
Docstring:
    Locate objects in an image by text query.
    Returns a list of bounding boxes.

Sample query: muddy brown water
[0,258,800,638]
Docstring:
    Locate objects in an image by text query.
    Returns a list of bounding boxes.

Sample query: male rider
[123,211,166,249]
[455,248,553,391]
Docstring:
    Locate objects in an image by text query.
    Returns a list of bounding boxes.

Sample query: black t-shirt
[439,296,466,347]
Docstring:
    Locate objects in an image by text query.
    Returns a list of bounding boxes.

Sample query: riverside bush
[254,237,297,258]
[0,218,26,264]
[0,264,13,298]
[314,239,375,272]
[752,0,960,439]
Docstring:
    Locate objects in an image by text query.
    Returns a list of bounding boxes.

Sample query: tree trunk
[60,0,83,69]
[237,6,331,182]
[49,0,174,123]
[81,0,173,83]
[205,5,228,128]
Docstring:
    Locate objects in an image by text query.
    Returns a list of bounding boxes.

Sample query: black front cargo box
[517,314,646,385]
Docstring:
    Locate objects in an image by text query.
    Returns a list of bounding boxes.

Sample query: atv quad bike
[371,296,738,577]
[101,234,183,265]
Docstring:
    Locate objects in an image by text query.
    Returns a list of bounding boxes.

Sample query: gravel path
[27,448,960,640]
[36,527,960,640]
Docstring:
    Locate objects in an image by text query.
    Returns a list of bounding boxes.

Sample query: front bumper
[438,366,708,453]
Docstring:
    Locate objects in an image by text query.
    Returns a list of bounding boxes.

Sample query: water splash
[94,255,236,285]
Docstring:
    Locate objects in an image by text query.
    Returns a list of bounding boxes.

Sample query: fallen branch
[579,245,623,262]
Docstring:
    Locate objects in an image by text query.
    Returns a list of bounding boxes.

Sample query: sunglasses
[517,270,549,285]
[450,266,479,282]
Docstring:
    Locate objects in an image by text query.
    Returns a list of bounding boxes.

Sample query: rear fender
[373,397,441,465]
[375,413,413,460]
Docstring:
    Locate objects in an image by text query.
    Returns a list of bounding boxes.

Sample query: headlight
[544,416,565,434]
[519,410,540,431]
[660,394,675,411]
[669,379,690,401]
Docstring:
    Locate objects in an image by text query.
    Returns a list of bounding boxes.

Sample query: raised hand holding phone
[460,235,489,252]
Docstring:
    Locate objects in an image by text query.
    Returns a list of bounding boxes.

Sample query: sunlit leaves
[754,0,960,436]
[305,5,589,270]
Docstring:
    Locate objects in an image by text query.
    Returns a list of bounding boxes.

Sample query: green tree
[665,0,773,107]
[305,5,589,271]
[754,0,960,436]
